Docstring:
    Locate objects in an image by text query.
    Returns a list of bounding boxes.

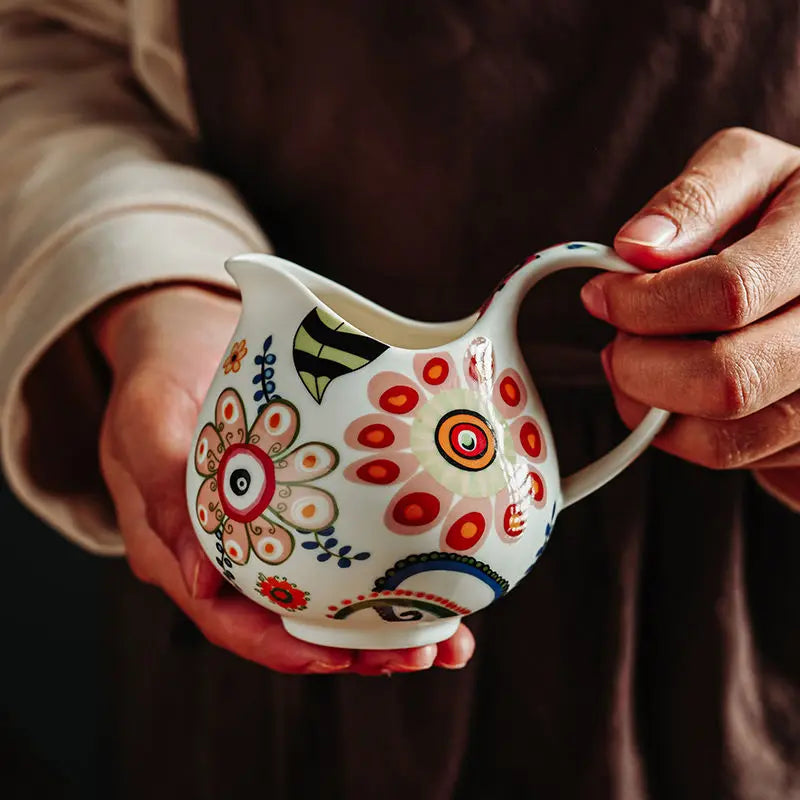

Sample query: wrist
[90,282,240,376]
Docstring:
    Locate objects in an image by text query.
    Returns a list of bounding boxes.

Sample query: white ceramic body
[186,242,668,648]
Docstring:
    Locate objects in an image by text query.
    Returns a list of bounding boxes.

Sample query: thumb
[613,128,800,270]
[107,369,222,599]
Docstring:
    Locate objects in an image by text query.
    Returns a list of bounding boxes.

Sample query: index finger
[582,180,800,335]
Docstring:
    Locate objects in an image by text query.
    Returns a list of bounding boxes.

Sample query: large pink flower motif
[345,338,547,555]
[194,389,338,566]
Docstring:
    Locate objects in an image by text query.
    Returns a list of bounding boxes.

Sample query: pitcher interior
[295,267,480,351]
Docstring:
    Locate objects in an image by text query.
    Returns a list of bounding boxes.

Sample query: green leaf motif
[293,307,388,403]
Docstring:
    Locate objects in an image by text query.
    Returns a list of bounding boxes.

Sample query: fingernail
[436,661,468,670]
[617,214,678,248]
[306,660,352,674]
[190,561,200,599]
[580,279,609,321]
[177,545,200,597]
[600,345,614,383]
[383,662,431,673]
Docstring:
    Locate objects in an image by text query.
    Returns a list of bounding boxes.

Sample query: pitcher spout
[225,252,321,311]
[227,252,479,353]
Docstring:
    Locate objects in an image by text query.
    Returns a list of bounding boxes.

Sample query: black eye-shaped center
[230,468,251,496]
[217,444,276,524]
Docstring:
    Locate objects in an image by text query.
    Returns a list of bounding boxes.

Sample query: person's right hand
[91,283,475,675]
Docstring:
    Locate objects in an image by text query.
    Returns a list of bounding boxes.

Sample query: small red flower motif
[256,574,310,612]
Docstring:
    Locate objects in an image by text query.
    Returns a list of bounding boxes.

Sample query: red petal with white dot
[222,518,250,564]
[247,518,295,564]
[215,389,248,448]
[195,423,224,476]
[195,476,223,532]
[250,399,299,458]
[270,484,337,531]
[274,442,338,482]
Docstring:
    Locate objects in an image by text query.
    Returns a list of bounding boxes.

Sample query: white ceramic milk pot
[186,242,668,649]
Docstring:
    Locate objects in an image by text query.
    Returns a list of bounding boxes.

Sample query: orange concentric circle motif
[434,409,496,471]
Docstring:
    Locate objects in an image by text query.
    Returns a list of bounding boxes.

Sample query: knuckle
[704,423,748,470]
[709,342,762,419]
[712,126,762,150]
[662,168,720,226]
[710,255,761,329]
[115,370,197,461]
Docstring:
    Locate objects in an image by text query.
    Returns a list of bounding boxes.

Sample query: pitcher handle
[485,241,670,509]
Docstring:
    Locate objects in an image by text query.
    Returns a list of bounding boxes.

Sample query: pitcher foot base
[281,617,461,650]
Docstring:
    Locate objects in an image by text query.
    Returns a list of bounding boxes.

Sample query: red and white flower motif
[345,337,547,554]
[195,388,338,565]
[256,574,310,612]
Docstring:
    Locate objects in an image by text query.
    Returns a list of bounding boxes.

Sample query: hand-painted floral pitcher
[186,243,668,649]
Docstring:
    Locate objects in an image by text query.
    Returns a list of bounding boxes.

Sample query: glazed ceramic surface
[186,242,668,649]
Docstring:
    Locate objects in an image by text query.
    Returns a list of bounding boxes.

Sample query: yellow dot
[460,522,479,539]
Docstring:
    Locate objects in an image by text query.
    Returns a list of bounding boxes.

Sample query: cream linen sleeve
[0,2,269,554]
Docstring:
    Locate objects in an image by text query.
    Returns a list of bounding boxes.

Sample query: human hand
[92,284,474,674]
[580,128,800,475]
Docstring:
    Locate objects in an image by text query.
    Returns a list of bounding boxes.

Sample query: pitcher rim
[225,252,491,356]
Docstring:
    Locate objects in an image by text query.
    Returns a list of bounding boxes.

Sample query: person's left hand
[580,127,800,477]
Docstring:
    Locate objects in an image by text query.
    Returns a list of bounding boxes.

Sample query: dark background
[1,478,109,799]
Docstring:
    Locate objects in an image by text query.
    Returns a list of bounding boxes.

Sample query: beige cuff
[1,208,266,555]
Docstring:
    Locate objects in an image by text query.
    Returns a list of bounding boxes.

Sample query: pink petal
[215,389,248,449]
[492,368,529,419]
[194,423,224,476]
[529,468,548,509]
[247,518,295,564]
[384,472,453,535]
[344,413,410,451]
[344,454,420,486]
[270,484,337,531]
[249,399,299,458]
[413,352,459,393]
[274,442,339,482]
[367,371,424,415]
[439,496,492,555]
[462,337,495,391]
[494,486,533,544]
[510,416,547,463]
[195,476,223,532]
[221,518,250,564]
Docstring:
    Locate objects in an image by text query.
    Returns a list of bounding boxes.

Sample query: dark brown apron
[102,3,800,798]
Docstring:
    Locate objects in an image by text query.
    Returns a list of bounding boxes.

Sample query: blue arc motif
[374,552,510,598]
[331,598,460,621]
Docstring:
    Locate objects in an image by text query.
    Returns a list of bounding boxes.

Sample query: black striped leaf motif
[293,307,389,403]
